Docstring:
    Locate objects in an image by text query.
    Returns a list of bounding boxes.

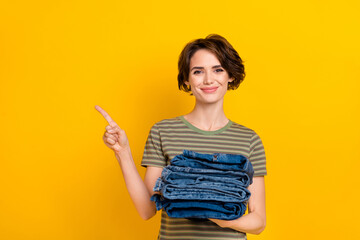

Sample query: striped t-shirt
[141,115,267,240]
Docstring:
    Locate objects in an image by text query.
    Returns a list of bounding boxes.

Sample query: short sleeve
[249,131,267,176]
[141,123,167,168]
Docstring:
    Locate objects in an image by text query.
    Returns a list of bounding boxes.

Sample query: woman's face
[185,49,234,104]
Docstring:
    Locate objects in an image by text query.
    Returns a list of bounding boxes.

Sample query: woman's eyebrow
[190,65,222,71]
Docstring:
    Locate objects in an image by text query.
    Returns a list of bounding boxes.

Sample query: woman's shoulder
[153,116,181,124]
[228,120,260,137]
[149,116,183,129]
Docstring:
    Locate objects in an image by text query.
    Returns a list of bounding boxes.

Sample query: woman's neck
[183,100,229,131]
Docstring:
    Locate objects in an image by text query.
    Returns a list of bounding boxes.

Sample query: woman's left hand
[208,218,231,228]
[208,177,266,234]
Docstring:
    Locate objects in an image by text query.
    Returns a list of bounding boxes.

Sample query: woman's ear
[229,77,235,82]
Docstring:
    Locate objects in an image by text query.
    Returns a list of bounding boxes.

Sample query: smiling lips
[200,87,219,93]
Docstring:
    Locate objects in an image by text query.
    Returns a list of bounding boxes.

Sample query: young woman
[95,34,267,240]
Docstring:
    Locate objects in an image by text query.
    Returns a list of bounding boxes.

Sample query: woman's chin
[197,97,224,104]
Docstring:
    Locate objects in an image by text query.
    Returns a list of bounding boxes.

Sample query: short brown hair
[177,34,245,93]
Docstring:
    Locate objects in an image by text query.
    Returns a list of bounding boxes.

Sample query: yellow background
[1,0,359,239]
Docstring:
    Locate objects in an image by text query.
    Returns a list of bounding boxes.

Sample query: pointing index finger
[95,105,117,127]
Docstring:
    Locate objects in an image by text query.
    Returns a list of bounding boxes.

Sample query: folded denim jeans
[151,150,254,220]
[161,174,248,190]
[154,175,251,202]
[183,149,248,165]
[159,186,250,203]
[151,194,247,220]
[161,165,252,187]
[170,149,254,180]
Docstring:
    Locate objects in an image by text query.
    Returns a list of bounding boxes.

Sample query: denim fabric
[161,165,252,187]
[153,177,251,202]
[151,194,247,220]
[151,150,253,220]
[170,149,254,181]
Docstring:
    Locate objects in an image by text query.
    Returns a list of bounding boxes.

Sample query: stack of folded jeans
[150,149,254,220]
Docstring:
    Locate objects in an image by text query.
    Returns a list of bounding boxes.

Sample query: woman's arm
[95,105,162,221]
[115,148,163,220]
[209,176,266,234]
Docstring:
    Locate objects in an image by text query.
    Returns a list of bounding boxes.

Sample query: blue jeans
[151,150,253,220]
[171,149,254,182]
[151,194,247,220]
[161,165,252,187]
[153,175,251,202]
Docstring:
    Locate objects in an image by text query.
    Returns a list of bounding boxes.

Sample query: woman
[95,34,267,240]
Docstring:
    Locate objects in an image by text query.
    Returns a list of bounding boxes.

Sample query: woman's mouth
[201,87,218,93]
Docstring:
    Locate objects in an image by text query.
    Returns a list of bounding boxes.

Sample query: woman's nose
[203,72,214,84]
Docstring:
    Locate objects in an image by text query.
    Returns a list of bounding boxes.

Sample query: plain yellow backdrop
[1,0,359,239]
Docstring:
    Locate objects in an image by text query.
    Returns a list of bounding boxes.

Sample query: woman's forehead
[190,49,221,67]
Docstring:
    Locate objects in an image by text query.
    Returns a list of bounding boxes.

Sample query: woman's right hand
[95,105,129,155]
[95,105,160,220]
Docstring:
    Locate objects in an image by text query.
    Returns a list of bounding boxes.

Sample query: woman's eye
[215,68,224,72]
[193,70,201,74]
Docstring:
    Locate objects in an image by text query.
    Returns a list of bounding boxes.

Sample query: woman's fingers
[105,125,121,139]
[96,105,129,153]
[105,124,120,130]
[106,125,114,132]
[103,134,117,146]
[105,132,117,141]
[95,105,120,128]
